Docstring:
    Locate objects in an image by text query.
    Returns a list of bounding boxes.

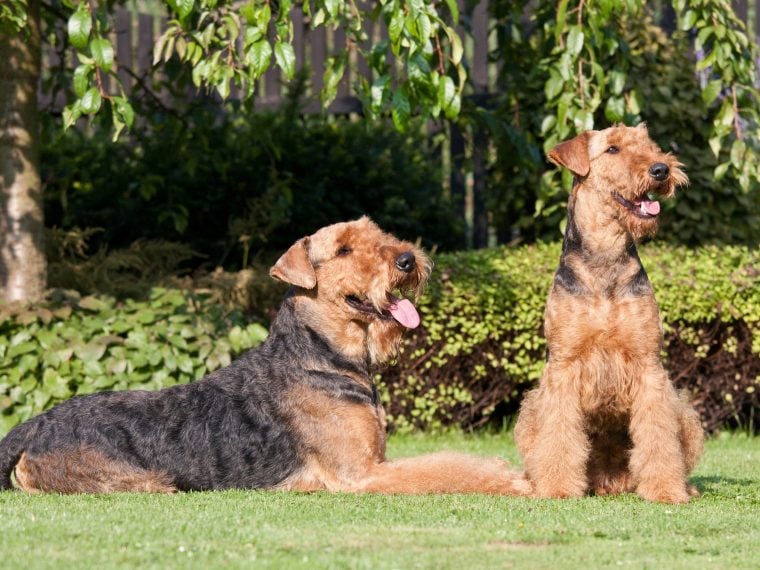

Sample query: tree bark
[0,0,46,303]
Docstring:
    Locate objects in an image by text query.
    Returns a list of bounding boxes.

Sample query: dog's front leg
[629,365,691,504]
[521,365,590,498]
[353,452,533,496]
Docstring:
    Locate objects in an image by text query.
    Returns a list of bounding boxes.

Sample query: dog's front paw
[533,478,586,499]
[636,483,691,504]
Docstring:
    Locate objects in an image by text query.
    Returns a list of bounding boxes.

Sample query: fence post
[115,9,132,95]
[471,0,489,248]
[449,121,468,249]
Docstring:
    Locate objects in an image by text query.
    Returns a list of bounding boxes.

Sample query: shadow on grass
[691,475,758,494]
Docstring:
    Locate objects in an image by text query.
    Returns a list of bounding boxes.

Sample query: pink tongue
[641,200,660,215]
[388,298,420,329]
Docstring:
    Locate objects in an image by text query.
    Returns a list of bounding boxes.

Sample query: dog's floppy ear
[269,237,316,289]
[548,132,590,177]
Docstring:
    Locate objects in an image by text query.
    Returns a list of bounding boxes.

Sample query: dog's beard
[367,319,405,364]
[621,212,660,242]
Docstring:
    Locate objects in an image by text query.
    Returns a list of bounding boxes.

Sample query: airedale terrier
[0,217,531,495]
[514,124,704,504]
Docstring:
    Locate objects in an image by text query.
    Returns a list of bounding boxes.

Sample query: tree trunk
[0,0,46,303]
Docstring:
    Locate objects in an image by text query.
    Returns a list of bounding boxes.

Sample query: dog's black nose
[649,162,669,181]
[395,252,416,273]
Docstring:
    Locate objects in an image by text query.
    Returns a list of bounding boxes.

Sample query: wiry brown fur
[514,125,704,504]
[14,449,176,493]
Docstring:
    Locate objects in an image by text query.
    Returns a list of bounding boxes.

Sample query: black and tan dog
[514,125,704,503]
[0,217,531,495]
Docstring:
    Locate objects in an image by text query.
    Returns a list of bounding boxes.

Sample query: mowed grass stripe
[1,433,758,569]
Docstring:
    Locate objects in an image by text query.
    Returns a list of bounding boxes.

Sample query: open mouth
[613,191,661,219]
[345,293,421,329]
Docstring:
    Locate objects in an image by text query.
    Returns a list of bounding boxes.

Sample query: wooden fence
[40,1,760,248]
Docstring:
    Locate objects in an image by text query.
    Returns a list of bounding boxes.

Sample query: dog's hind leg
[14,448,176,494]
[676,394,705,497]
[354,452,533,496]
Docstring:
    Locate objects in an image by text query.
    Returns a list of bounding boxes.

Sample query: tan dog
[1,217,531,495]
[514,125,704,503]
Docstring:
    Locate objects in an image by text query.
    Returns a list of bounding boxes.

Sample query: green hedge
[1,244,758,436]
[380,243,760,433]
[0,289,267,435]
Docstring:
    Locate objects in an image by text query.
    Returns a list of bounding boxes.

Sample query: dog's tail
[0,420,36,490]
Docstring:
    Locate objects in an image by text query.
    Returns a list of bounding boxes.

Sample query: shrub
[0,288,267,435]
[379,242,760,434]
[41,94,462,265]
[1,244,757,436]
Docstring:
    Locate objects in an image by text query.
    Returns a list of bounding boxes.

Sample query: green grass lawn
[1,432,758,569]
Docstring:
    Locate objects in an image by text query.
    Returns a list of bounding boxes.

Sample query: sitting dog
[514,124,704,503]
[0,217,531,495]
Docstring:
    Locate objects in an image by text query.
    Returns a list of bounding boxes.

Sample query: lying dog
[1,217,531,495]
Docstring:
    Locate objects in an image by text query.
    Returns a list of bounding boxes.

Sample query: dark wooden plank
[309,26,327,94]
[293,7,305,72]
[115,9,132,94]
[733,0,748,23]
[333,28,350,99]
[471,0,488,94]
[137,14,154,76]
[472,128,488,248]
[357,16,372,83]
[265,56,281,103]
[449,122,467,249]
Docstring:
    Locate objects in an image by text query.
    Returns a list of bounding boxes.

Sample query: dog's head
[270,217,432,364]
[548,124,688,240]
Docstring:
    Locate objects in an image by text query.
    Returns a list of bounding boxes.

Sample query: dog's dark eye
[606,146,620,154]
[336,246,352,257]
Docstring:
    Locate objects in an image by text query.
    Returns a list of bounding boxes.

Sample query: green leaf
[708,136,722,158]
[111,96,135,141]
[608,70,625,96]
[388,10,404,45]
[680,10,697,31]
[274,42,295,80]
[256,3,271,30]
[415,13,431,41]
[322,55,346,107]
[370,75,391,112]
[702,80,722,106]
[544,70,563,101]
[566,26,584,56]
[713,162,729,181]
[73,64,92,98]
[240,1,256,25]
[246,40,272,76]
[438,75,456,118]
[176,0,195,20]
[730,139,746,168]
[391,87,411,132]
[74,341,107,363]
[441,26,463,68]
[80,88,102,114]
[67,4,92,51]
[540,115,556,135]
[62,102,81,130]
[604,96,625,122]
[324,0,339,18]
[90,37,114,72]
[444,0,459,24]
